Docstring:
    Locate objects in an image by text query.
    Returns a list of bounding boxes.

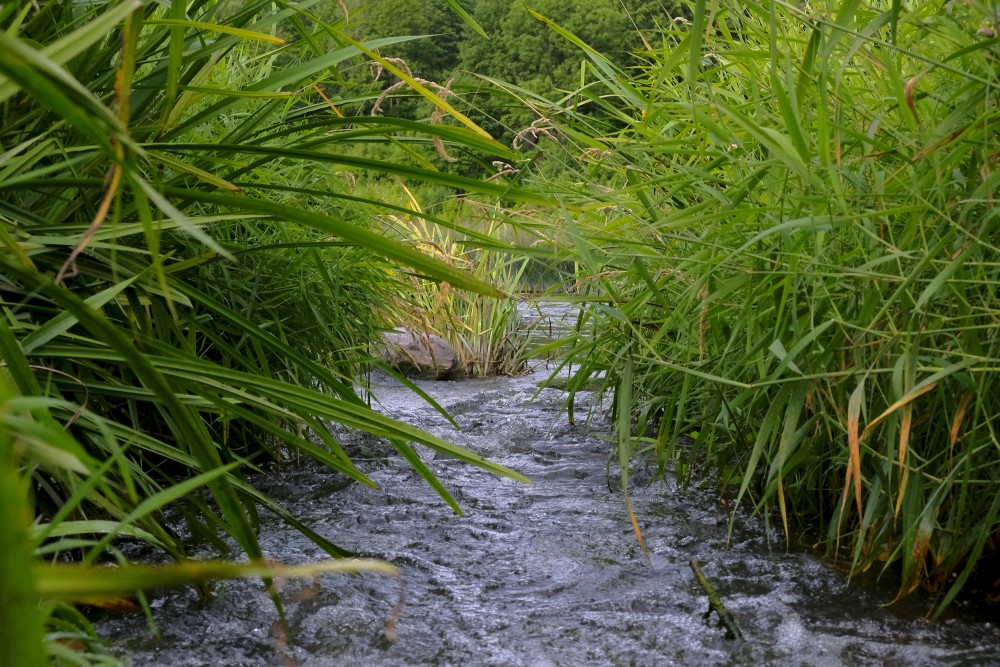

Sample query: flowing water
[98,306,1000,666]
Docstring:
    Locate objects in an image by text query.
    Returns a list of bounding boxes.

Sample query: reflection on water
[98,309,1000,666]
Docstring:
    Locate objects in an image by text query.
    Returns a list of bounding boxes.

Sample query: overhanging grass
[0,1,534,662]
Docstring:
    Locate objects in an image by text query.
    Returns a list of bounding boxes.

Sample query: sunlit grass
[382,195,539,376]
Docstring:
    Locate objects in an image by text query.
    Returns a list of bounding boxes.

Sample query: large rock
[379,329,464,380]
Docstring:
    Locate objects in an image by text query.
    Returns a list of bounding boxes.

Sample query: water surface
[99,362,1000,666]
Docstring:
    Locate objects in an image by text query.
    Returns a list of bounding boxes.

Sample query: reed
[385,198,536,376]
[536,0,1000,614]
[0,1,532,661]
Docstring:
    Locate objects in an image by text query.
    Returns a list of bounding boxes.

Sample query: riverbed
[97,357,1000,666]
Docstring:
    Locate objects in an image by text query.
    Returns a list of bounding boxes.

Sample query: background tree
[348,1,669,144]
[458,0,663,141]
[349,0,464,119]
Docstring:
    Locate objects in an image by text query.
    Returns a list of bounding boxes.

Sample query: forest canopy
[348,0,670,140]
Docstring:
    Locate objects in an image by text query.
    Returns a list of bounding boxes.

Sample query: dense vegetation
[535,0,1000,619]
[0,1,531,663]
[1,0,998,663]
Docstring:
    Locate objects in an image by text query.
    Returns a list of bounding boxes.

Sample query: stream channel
[98,305,1000,666]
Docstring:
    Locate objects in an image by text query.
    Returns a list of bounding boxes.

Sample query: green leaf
[34,558,398,600]
[0,0,141,105]
[159,186,507,298]
[444,0,488,39]
[143,19,286,44]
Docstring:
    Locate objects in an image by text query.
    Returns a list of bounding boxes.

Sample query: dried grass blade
[949,392,974,452]
[894,402,912,518]
[624,489,652,568]
[840,378,866,532]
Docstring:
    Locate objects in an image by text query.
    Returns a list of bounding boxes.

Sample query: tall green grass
[535,0,1000,614]
[0,1,534,662]
[382,195,540,376]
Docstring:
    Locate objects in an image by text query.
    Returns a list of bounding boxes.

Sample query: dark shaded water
[98,305,1000,666]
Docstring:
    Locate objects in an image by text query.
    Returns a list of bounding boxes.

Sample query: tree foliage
[354,0,669,142]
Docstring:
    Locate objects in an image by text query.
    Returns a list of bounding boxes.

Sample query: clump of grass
[384,197,536,376]
[0,1,535,662]
[534,0,1000,615]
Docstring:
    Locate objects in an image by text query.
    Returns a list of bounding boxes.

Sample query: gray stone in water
[379,329,463,380]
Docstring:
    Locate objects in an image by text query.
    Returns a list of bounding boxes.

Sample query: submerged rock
[378,329,463,380]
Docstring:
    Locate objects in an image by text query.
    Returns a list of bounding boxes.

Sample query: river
[96,306,1000,666]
